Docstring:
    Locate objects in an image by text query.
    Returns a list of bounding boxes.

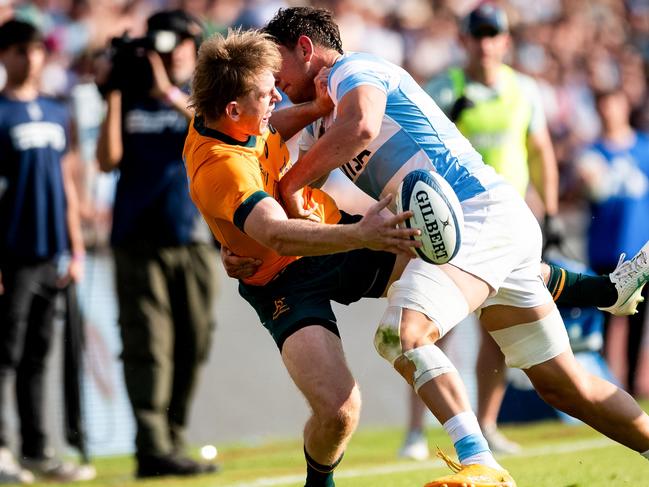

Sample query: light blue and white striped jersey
[298,52,505,204]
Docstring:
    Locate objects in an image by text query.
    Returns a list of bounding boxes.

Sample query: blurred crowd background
[1,0,648,225]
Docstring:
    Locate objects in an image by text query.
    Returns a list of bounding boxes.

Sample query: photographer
[96,9,219,479]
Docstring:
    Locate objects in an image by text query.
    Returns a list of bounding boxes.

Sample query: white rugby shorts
[388,184,553,337]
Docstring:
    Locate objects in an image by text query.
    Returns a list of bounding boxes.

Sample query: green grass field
[34,401,649,487]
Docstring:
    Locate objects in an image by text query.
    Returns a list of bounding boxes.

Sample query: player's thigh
[282,326,358,414]
[523,349,588,398]
[387,258,488,341]
[451,184,542,308]
[480,259,556,331]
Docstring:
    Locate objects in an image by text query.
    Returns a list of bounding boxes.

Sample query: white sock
[443,411,502,470]
[443,411,482,444]
[642,448,649,460]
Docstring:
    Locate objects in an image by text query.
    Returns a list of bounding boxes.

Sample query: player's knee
[385,262,469,342]
[399,312,441,351]
[374,305,442,364]
[374,306,403,364]
[317,387,361,436]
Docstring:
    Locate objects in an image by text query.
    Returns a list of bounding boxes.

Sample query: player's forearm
[282,117,374,194]
[271,101,329,141]
[261,219,363,257]
[96,91,123,172]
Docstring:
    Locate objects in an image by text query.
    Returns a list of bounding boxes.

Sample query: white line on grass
[223,437,614,487]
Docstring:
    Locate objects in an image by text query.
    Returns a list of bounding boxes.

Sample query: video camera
[106,34,155,98]
[103,10,203,98]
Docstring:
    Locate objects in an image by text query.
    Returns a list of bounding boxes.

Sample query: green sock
[547,263,617,308]
[304,447,343,487]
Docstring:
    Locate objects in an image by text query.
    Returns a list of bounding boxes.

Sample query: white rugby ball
[396,169,463,265]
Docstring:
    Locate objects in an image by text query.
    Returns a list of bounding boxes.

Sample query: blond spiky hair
[189,28,282,120]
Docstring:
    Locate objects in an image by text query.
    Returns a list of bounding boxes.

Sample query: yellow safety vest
[449,65,532,195]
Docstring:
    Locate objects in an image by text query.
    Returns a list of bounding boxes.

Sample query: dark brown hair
[264,7,343,54]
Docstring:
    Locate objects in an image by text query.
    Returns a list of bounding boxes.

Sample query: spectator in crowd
[399,2,562,460]
[95,9,219,479]
[575,87,649,397]
[0,18,90,483]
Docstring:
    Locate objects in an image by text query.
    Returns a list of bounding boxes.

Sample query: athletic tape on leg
[489,308,570,369]
[403,344,457,392]
[387,260,469,338]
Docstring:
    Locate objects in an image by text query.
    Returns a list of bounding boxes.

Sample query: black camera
[107,34,155,98]
[100,10,203,99]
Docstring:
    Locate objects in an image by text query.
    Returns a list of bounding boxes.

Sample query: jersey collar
[193,115,257,147]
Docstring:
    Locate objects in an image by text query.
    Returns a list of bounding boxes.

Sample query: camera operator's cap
[146,9,202,53]
[0,18,43,50]
[462,3,509,37]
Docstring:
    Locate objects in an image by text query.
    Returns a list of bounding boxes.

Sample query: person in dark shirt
[96,9,219,479]
[0,19,89,483]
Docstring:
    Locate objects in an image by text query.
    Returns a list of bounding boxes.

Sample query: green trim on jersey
[449,65,532,195]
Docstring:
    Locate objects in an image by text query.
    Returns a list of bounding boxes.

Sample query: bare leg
[381,264,515,484]
[481,303,649,453]
[475,327,506,428]
[282,326,361,465]
[527,350,649,451]
[394,309,475,424]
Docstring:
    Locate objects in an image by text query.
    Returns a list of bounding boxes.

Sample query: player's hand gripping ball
[396,169,463,264]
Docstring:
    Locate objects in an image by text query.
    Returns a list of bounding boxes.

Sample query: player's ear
[225,101,240,121]
[297,35,314,62]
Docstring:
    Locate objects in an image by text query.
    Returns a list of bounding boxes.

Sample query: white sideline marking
[224,437,614,486]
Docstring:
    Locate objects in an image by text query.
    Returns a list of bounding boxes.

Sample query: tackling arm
[243,194,419,257]
[279,85,387,217]
[270,66,334,141]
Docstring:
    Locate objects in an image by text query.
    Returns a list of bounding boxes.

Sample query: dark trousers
[0,260,59,458]
[113,243,218,457]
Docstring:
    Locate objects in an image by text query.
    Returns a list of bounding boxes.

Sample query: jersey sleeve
[328,58,393,104]
[192,153,270,232]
